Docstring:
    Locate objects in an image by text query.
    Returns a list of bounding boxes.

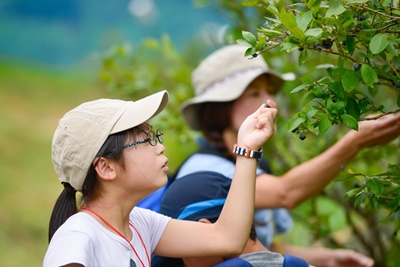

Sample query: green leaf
[335,173,366,181]
[347,0,369,4]
[259,28,282,37]
[340,114,358,130]
[370,33,389,54]
[345,98,360,120]
[346,36,355,56]
[303,92,316,106]
[242,31,257,46]
[318,115,331,135]
[368,84,379,96]
[345,187,363,198]
[336,100,347,114]
[341,70,360,92]
[398,93,400,108]
[280,8,306,40]
[244,47,256,57]
[366,178,384,196]
[266,5,280,16]
[326,1,346,17]
[312,85,324,97]
[386,42,399,57]
[302,75,314,84]
[287,116,306,132]
[307,0,322,16]
[290,84,308,93]
[361,64,378,88]
[305,28,323,37]
[354,193,366,208]
[296,11,313,32]
[330,81,346,99]
[327,67,347,81]
[281,41,299,52]
[306,109,318,120]
[236,39,251,46]
[326,98,336,113]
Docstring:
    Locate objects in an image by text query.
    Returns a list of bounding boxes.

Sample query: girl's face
[121,129,169,195]
[230,75,275,132]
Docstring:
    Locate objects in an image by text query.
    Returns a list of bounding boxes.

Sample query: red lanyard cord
[81,206,150,267]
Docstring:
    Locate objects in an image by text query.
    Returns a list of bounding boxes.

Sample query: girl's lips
[162,159,169,171]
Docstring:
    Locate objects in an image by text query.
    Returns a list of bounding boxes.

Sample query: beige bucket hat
[181,44,294,131]
[51,90,169,191]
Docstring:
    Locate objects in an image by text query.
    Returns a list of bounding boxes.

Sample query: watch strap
[232,144,263,160]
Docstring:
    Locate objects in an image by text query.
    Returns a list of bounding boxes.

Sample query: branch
[362,6,400,20]
[359,109,400,121]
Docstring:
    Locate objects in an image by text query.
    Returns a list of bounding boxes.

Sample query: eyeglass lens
[148,129,163,146]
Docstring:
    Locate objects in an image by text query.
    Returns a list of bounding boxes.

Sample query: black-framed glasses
[123,129,164,149]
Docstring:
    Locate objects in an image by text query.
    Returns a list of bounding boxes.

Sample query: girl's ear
[94,157,117,181]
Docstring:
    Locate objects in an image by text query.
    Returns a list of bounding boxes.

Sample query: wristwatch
[232,144,263,161]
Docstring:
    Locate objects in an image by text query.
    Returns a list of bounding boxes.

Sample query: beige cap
[51,90,169,191]
[181,44,294,131]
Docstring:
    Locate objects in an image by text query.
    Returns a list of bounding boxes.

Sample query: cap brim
[181,69,287,131]
[110,90,169,134]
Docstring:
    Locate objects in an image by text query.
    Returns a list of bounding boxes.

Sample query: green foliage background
[1,1,399,266]
[100,0,400,266]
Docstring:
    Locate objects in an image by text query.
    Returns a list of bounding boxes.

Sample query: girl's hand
[237,99,278,151]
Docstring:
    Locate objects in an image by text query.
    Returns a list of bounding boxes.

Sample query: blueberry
[299,47,304,51]
[353,182,360,188]
[252,53,258,58]
[313,43,321,49]
[341,40,346,46]
[353,64,361,71]
[299,134,306,140]
[322,39,333,49]
[358,15,366,21]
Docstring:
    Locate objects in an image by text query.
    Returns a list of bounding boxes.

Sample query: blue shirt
[175,152,293,248]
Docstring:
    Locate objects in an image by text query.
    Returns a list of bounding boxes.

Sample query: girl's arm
[154,101,278,258]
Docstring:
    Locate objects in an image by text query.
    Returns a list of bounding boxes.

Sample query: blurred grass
[0,59,117,267]
[0,59,190,266]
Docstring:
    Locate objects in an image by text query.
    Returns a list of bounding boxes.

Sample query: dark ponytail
[48,123,151,242]
[48,185,77,242]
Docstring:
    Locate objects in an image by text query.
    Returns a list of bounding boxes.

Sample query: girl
[43,90,278,267]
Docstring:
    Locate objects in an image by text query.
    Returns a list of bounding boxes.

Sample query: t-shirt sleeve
[44,229,95,267]
[131,207,171,253]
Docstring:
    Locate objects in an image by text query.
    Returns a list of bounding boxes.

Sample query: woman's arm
[254,114,400,209]
[154,101,278,257]
[271,242,374,267]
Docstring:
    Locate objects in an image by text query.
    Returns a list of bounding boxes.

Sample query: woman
[44,90,278,267]
[175,45,398,266]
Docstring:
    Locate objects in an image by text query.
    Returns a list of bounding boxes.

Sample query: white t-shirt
[44,207,170,267]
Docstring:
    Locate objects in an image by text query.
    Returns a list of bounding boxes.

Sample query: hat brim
[110,90,169,134]
[181,70,284,131]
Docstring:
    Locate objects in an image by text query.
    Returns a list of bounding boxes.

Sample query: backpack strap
[283,254,309,267]
[213,258,253,267]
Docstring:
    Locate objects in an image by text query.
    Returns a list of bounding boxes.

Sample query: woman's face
[230,75,275,132]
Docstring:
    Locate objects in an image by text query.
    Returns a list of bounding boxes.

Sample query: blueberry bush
[100,0,400,265]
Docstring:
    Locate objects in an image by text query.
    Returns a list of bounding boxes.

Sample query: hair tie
[62,182,76,194]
